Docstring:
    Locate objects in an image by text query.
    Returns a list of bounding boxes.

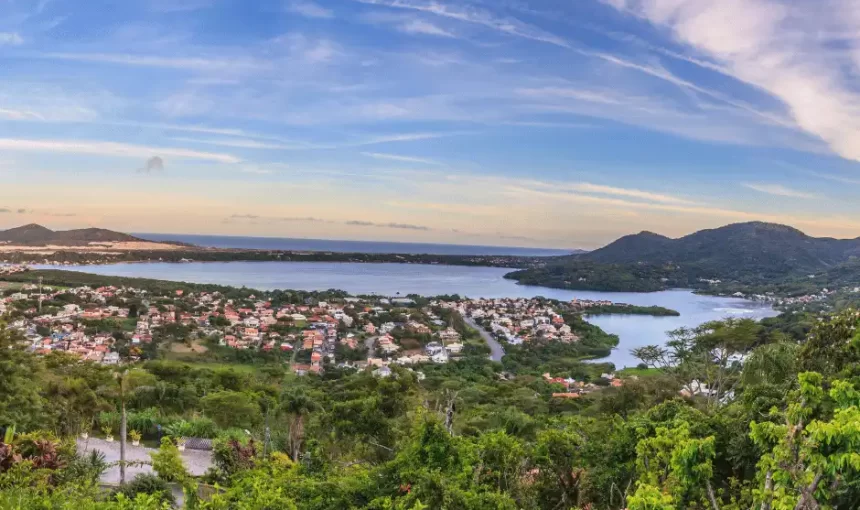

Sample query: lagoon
[61,261,777,368]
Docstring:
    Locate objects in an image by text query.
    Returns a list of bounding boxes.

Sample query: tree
[201,391,262,430]
[279,388,316,462]
[633,319,764,407]
[751,372,860,509]
[0,321,44,431]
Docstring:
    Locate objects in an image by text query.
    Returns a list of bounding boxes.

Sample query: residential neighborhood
[0,274,496,375]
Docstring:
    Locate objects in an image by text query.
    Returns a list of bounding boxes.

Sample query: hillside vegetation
[507,222,860,293]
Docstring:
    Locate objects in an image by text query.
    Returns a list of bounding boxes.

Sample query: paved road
[77,437,213,484]
[364,335,378,352]
[465,317,505,362]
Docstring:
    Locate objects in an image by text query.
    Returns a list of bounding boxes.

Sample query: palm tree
[279,388,317,462]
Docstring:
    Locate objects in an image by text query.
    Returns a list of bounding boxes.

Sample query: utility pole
[38,276,43,313]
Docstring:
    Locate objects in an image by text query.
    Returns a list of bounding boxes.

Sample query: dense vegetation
[580,304,680,317]
[3,264,860,510]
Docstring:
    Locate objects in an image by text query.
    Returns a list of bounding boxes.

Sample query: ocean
[134,233,574,257]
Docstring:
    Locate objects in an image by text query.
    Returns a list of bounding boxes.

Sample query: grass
[618,366,662,377]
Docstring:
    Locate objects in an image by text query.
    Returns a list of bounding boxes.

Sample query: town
[0,269,653,388]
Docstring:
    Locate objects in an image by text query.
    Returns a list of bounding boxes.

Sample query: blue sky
[2,0,860,249]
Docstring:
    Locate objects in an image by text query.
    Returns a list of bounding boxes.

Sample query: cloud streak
[345,220,431,230]
[742,182,819,199]
[360,152,443,165]
[288,1,334,18]
[0,138,240,163]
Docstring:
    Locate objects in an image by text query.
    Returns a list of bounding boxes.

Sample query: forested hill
[0,224,142,245]
[506,222,860,293]
[584,221,860,272]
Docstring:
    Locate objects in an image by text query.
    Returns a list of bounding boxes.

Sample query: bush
[127,409,159,437]
[165,417,218,439]
[150,438,188,483]
[115,473,175,505]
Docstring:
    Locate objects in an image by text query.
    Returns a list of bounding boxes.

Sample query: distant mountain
[506,222,860,292]
[0,224,142,246]
[583,222,860,273]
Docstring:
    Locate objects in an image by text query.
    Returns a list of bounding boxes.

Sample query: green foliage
[115,473,175,505]
[0,322,44,431]
[201,391,262,430]
[149,437,189,483]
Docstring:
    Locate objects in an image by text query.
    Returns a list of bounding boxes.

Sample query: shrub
[127,409,159,437]
[115,473,175,505]
[150,438,188,483]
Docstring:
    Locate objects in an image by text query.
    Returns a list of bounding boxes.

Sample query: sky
[2,0,860,249]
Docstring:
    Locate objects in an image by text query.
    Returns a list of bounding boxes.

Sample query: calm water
[134,233,575,257]
[63,261,776,368]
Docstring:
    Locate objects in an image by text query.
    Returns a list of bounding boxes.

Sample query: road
[464,317,505,362]
[364,335,378,352]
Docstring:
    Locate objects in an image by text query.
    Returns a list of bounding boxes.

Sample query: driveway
[76,437,213,484]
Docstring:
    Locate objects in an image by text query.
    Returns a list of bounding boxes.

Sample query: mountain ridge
[506,221,860,293]
[0,224,143,246]
[582,221,860,271]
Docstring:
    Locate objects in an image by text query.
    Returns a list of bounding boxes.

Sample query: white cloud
[288,1,334,19]
[361,152,443,165]
[0,138,240,163]
[397,19,456,37]
[0,32,24,46]
[742,182,819,199]
[604,0,860,163]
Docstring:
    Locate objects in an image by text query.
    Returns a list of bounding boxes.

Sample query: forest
[0,275,857,509]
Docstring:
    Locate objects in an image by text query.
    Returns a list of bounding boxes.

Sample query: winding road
[464,317,505,362]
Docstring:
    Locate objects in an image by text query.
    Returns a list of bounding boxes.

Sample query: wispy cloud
[742,182,819,199]
[229,214,327,222]
[350,131,472,146]
[171,136,313,150]
[356,0,570,47]
[564,182,696,205]
[360,152,443,165]
[397,19,456,37]
[0,33,24,46]
[288,1,334,19]
[36,52,266,73]
[0,108,42,120]
[346,220,431,230]
[0,138,240,163]
[362,11,456,37]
